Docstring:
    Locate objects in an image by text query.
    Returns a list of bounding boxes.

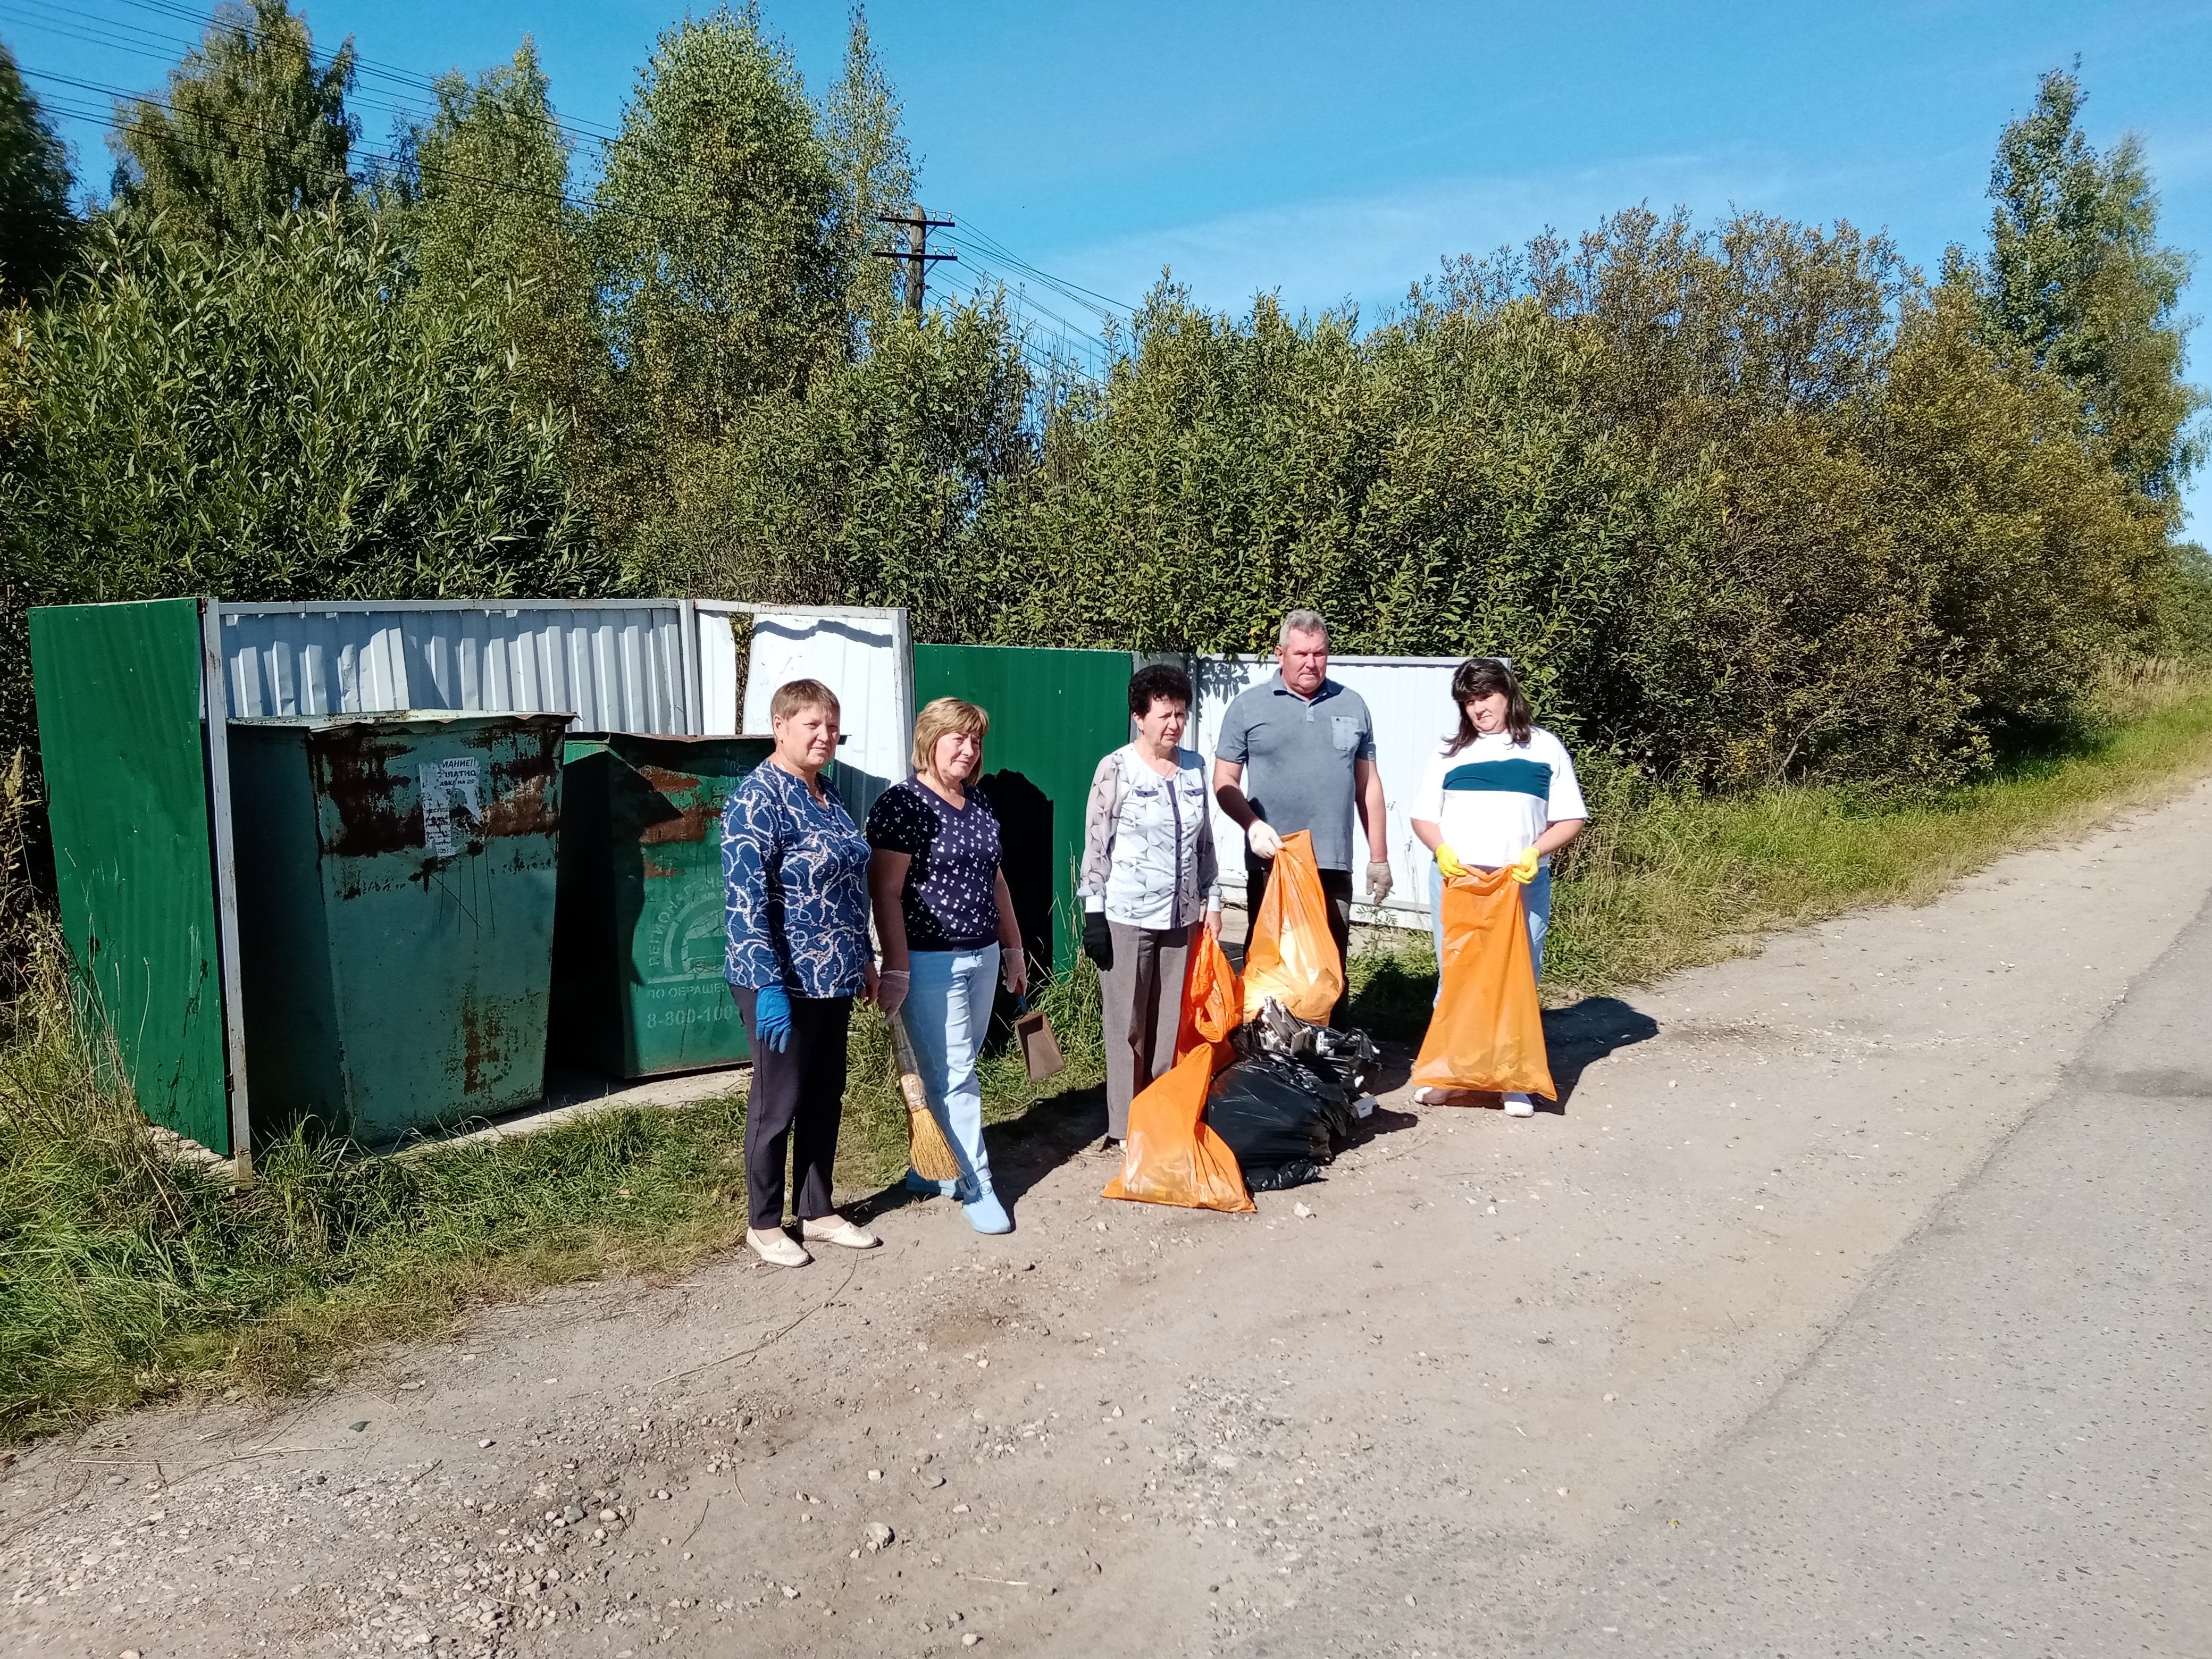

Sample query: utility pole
[873,207,957,316]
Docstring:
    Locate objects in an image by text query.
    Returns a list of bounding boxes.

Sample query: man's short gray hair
[1278,609,1329,649]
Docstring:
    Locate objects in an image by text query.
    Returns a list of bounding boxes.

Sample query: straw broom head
[892,1014,962,1184]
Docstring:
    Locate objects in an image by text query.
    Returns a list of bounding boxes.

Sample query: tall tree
[822,5,914,337]
[406,40,599,417]
[1981,67,2203,514]
[109,0,356,241]
[596,6,847,453]
[0,41,75,300]
[642,301,1032,636]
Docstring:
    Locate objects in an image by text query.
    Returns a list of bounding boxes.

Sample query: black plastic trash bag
[1203,1054,1362,1192]
[1308,1026,1379,1097]
[1234,1001,1380,1097]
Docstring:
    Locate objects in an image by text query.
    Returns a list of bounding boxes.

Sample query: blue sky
[16,0,2212,526]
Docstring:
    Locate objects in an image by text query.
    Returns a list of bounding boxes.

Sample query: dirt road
[7,779,2210,1659]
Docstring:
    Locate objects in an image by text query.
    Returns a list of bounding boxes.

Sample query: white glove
[1366,859,1394,901]
[1245,819,1284,859]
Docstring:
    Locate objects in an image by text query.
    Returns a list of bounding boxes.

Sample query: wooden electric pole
[873,207,957,316]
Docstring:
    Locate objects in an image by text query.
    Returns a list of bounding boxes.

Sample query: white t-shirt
[1409,727,1587,869]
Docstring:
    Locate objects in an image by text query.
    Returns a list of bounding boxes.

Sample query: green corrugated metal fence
[912,643,1133,975]
[29,599,232,1154]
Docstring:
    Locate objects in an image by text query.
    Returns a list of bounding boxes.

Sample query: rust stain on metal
[457,993,510,1097]
[483,771,558,840]
[483,722,564,841]
[309,720,564,858]
[459,994,484,1095]
[312,727,421,858]
[634,765,711,845]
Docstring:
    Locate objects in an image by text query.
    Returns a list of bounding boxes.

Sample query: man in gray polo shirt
[1211,608,1391,1025]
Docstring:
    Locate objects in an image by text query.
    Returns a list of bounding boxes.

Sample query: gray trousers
[1100,919,1194,1139]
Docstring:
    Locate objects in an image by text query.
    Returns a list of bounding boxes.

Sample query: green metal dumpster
[226,711,569,1143]
[551,733,773,1078]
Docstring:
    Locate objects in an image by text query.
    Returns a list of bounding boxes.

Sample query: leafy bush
[0,208,612,754]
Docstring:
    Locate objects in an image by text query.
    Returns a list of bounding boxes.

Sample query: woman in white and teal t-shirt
[1409,657,1587,1114]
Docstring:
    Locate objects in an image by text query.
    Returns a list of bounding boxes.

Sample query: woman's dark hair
[1445,657,1534,753]
[1128,663,1194,717]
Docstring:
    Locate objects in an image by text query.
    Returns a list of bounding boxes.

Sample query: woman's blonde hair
[912,697,990,781]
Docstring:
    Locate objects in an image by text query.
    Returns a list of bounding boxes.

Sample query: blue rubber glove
[753,984,794,1052]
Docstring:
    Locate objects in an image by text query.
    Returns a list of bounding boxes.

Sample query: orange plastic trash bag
[1411,866,1556,1099]
[1102,1044,1256,1213]
[1176,924,1242,1069]
[1242,830,1344,1023]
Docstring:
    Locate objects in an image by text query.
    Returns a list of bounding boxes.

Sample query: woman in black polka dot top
[867,698,1028,1235]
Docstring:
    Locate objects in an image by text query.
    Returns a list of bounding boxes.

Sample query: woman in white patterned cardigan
[1077,663,1222,1148]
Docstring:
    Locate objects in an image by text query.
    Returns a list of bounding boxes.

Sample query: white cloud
[1039,149,1814,319]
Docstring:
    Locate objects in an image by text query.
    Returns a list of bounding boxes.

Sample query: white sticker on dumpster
[418,756,484,857]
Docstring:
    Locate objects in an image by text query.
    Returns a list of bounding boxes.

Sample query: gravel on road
[6,780,2209,1659]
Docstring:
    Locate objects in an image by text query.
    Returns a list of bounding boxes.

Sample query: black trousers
[1245,860,1355,1027]
[731,985,851,1231]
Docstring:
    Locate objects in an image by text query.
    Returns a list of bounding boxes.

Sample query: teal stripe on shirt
[1441,758,1553,799]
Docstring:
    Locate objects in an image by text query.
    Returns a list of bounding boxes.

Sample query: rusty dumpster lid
[230,710,577,734]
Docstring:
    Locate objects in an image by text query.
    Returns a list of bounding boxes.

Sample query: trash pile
[1103,832,1382,1209]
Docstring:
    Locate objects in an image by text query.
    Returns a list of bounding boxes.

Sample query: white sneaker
[801,1216,881,1250]
[747,1227,811,1268]
[1502,1093,1536,1118]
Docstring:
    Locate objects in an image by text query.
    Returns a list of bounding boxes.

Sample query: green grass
[832,955,1107,1193]
[7,671,2212,1442]
[1544,671,2212,993]
[0,919,1103,1446]
[1339,671,2212,1033]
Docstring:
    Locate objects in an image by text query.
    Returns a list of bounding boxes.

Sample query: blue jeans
[905,944,999,1202]
[1430,860,1551,984]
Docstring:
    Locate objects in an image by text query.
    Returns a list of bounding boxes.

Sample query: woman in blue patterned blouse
[720,678,883,1269]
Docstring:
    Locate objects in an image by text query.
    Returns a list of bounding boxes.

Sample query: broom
[892,1012,963,1184]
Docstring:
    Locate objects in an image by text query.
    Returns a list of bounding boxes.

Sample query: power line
[951,243,1118,354]
[21,64,651,230]
[98,0,611,130]
[949,220,1137,317]
[19,10,1146,379]
[25,0,633,153]
[28,58,1115,398]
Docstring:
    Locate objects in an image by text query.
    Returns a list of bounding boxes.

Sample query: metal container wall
[551,733,772,1078]
[227,711,569,1143]
[219,601,694,732]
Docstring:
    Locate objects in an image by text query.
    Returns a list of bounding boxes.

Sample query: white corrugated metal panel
[1188,653,1462,928]
[696,602,915,823]
[215,601,694,733]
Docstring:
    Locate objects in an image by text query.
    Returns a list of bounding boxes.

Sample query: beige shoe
[747,1227,811,1268]
[801,1216,881,1251]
